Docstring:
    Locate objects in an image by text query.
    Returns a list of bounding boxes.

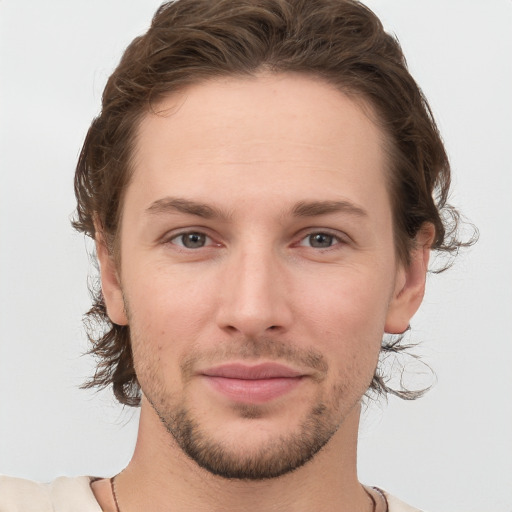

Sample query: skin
[93,73,433,512]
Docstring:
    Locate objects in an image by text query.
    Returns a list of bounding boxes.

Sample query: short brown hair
[73,0,471,406]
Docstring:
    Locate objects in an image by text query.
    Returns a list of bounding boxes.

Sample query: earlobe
[95,232,128,326]
[385,223,435,334]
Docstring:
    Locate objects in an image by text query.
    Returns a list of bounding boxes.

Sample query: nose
[215,245,293,338]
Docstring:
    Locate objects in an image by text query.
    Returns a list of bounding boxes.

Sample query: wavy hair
[73,0,474,406]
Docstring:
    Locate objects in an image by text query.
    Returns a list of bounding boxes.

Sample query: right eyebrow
[145,196,231,220]
[291,200,368,218]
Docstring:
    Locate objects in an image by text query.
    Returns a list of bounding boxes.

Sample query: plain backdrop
[0,1,511,511]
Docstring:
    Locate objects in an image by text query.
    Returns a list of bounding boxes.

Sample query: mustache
[180,336,328,381]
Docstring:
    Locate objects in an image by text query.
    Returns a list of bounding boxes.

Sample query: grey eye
[178,232,207,248]
[308,233,334,248]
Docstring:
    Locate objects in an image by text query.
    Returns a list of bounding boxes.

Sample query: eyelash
[167,231,217,249]
[165,229,347,251]
[297,231,346,249]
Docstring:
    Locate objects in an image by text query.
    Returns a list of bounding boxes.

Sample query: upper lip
[200,362,304,380]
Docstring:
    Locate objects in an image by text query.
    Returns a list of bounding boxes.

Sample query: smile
[200,363,305,404]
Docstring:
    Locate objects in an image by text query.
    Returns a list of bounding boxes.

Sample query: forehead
[128,73,390,221]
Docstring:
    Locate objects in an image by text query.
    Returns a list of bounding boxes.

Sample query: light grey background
[0,1,511,511]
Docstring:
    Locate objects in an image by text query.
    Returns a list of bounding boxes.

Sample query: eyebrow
[145,197,368,220]
[291,200,368,218]
[146,197,231,220]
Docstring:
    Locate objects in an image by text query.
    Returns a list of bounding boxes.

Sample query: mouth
[199,363,305,404]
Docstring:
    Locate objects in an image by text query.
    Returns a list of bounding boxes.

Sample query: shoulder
[0,475,52,512]
[380,488,428,512]
[0,475,102,512]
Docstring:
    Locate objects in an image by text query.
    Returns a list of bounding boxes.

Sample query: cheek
[127,258,217,311]
[123,262,227,368]
[300,267,392,330]
[296,269,392,366]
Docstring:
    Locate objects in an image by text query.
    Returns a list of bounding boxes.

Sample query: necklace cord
[365,486,377,512]
[371,486,389,512]
[110,476,121,512]
[110,474,385,512]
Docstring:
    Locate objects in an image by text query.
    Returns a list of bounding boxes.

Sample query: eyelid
[159,226,350,249]
[296,228,350,248]
[162,228,220,248]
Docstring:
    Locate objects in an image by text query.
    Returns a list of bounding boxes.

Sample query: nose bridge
[217,239,290,335]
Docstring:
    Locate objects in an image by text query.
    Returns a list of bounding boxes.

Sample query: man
[0,0,467,510]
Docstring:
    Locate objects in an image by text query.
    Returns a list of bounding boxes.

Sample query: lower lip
[203,376,303,404]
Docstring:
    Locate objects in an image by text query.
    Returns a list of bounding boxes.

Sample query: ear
[95,231,128,326]
[385,223,435,334]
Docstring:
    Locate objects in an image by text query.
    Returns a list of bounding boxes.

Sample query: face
[100,73,427,479]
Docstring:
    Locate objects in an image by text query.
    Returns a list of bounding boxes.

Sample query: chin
[148,391,346,480]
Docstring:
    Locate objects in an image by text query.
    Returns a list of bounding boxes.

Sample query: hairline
[108,70,407,269]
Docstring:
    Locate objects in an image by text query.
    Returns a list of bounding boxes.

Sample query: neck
[109,400,370,512]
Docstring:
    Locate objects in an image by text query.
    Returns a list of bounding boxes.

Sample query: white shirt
[0,475,425,511]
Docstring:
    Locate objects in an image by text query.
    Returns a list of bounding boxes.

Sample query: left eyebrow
[291,200,368,218]
[144,197,367,221]
[145,196,231,220]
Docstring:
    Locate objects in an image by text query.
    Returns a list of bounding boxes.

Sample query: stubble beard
[146,387,345,480]
[138,354,352,480]
[128,310,358,481]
